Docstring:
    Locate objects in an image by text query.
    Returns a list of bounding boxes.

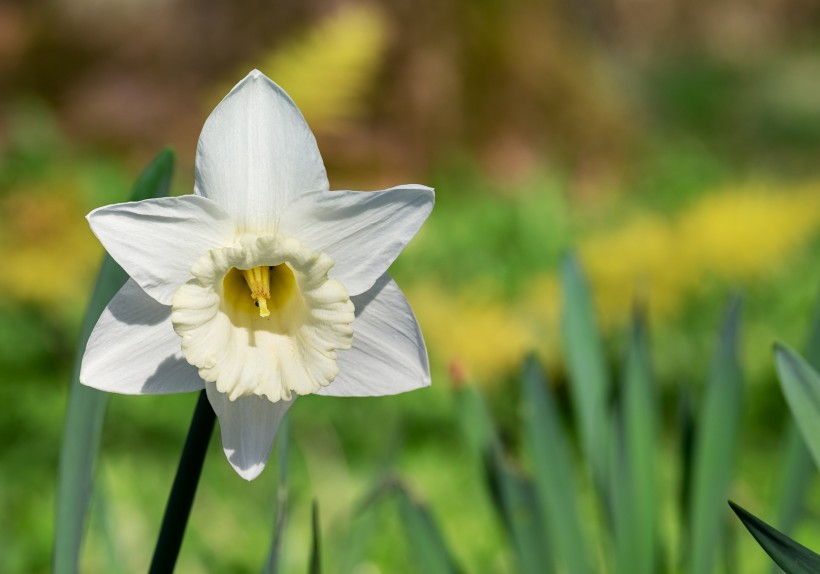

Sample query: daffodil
[80,70,433,480]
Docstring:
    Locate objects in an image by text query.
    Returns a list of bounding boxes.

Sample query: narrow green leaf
[616,307,658,574]
[53,149,175,574]
[91,474,124,574]
[394,481,462,574]
[688,296,743,574]
[772,297,820,543]
[263,415,290,574]
[485,453,554,574]
[521,355,591,574]
[774,343,820,471]
[337,434,403,574]
[560,254,610,490]
[452,384,498,460]
[452,383,554,573]
[677,383,695,530]
[309,500,321,574]
[609,416,635,574]
[773,426,814,536]
[677,384,695,572]
[730,501,820,573]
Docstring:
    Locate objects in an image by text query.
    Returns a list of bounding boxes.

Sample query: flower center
[171,234,355,402]
[225,264,297,318]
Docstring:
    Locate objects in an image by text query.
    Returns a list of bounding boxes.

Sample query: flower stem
[149,390,215,573]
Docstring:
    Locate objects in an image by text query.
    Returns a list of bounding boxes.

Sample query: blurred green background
[3,0,820,571]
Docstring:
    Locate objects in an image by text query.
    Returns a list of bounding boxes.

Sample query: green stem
[149,390,215,573]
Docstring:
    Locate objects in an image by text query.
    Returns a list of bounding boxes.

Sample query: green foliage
[613,307,657,574]
[392,479,462,574]
[560,255,611,495]
[309,500,321,574]
[484,450,553,574]
[53,149,175,574]
[775,344,820,471]
[688,297,743,574]
[730,501,820,574]
[369,258,753,573]
[521,355,591,573]
[263,416,290,574]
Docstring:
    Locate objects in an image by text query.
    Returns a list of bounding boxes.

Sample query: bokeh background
[3,0,820,571]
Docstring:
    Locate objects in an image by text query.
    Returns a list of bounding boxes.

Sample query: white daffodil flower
[80,70,433,480]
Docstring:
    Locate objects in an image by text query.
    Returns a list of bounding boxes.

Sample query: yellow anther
[242,266,271,317]
[257,297,271,317]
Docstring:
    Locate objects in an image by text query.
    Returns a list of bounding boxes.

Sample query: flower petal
[86,195,235,305]
[206,383,294,480]
[319,274,430,397]
[80,279,204,394]
[195,69,329,233]
[280,185,434,296]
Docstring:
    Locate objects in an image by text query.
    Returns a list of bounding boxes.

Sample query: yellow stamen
[242,266,271,317]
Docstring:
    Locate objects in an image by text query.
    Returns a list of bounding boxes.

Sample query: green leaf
[772,425,814,536]
[485,452,554,574]
[615,307,658,574]
[53,149,175,574]
[521,355,591,574]
[309,500,321,574]
[452,383,554,573]
[774,343,820,471]
[263,415,290,574]
[91,474,124,574]
[608,417,634,574]
[394,480,462,574]
[772,297,820,542]
[452,384,498,460]
[560,253,610,491]
[729,501,820,573]
[688,296,743,574]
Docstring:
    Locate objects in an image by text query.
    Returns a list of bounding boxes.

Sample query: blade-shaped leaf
[309,500,321,574]
[774,343,820,471]
[263,415,290,574]
[688,296,743,574]
[452,381,555,574]
[485,451,554,574]
[53,149,175,574]
[773,425,814,536]
[730,501,820,573]
[614,306,657,574]
[772,296,820,543]
[452,384,498,460]
[678,384,695,571]
[336,435,404,574]
[91,473,124,574]
[394,481,462,574]
[560,254,610,491]
[609,416,635,574]
[521,355,591,574]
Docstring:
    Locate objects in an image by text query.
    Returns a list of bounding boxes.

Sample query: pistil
[242,266,271,317]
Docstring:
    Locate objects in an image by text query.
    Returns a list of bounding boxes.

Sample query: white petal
[80,279,204,395]
[318,274,430,397]
[206,383,294,480]
[195,69,329,234]
[280,185,434,296]
[86,195,235,305]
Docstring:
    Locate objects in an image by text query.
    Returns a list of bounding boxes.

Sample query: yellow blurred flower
[224,4,388,133]
[408,282,537,383]
[410,182,820,383]
[0,185,100,321]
